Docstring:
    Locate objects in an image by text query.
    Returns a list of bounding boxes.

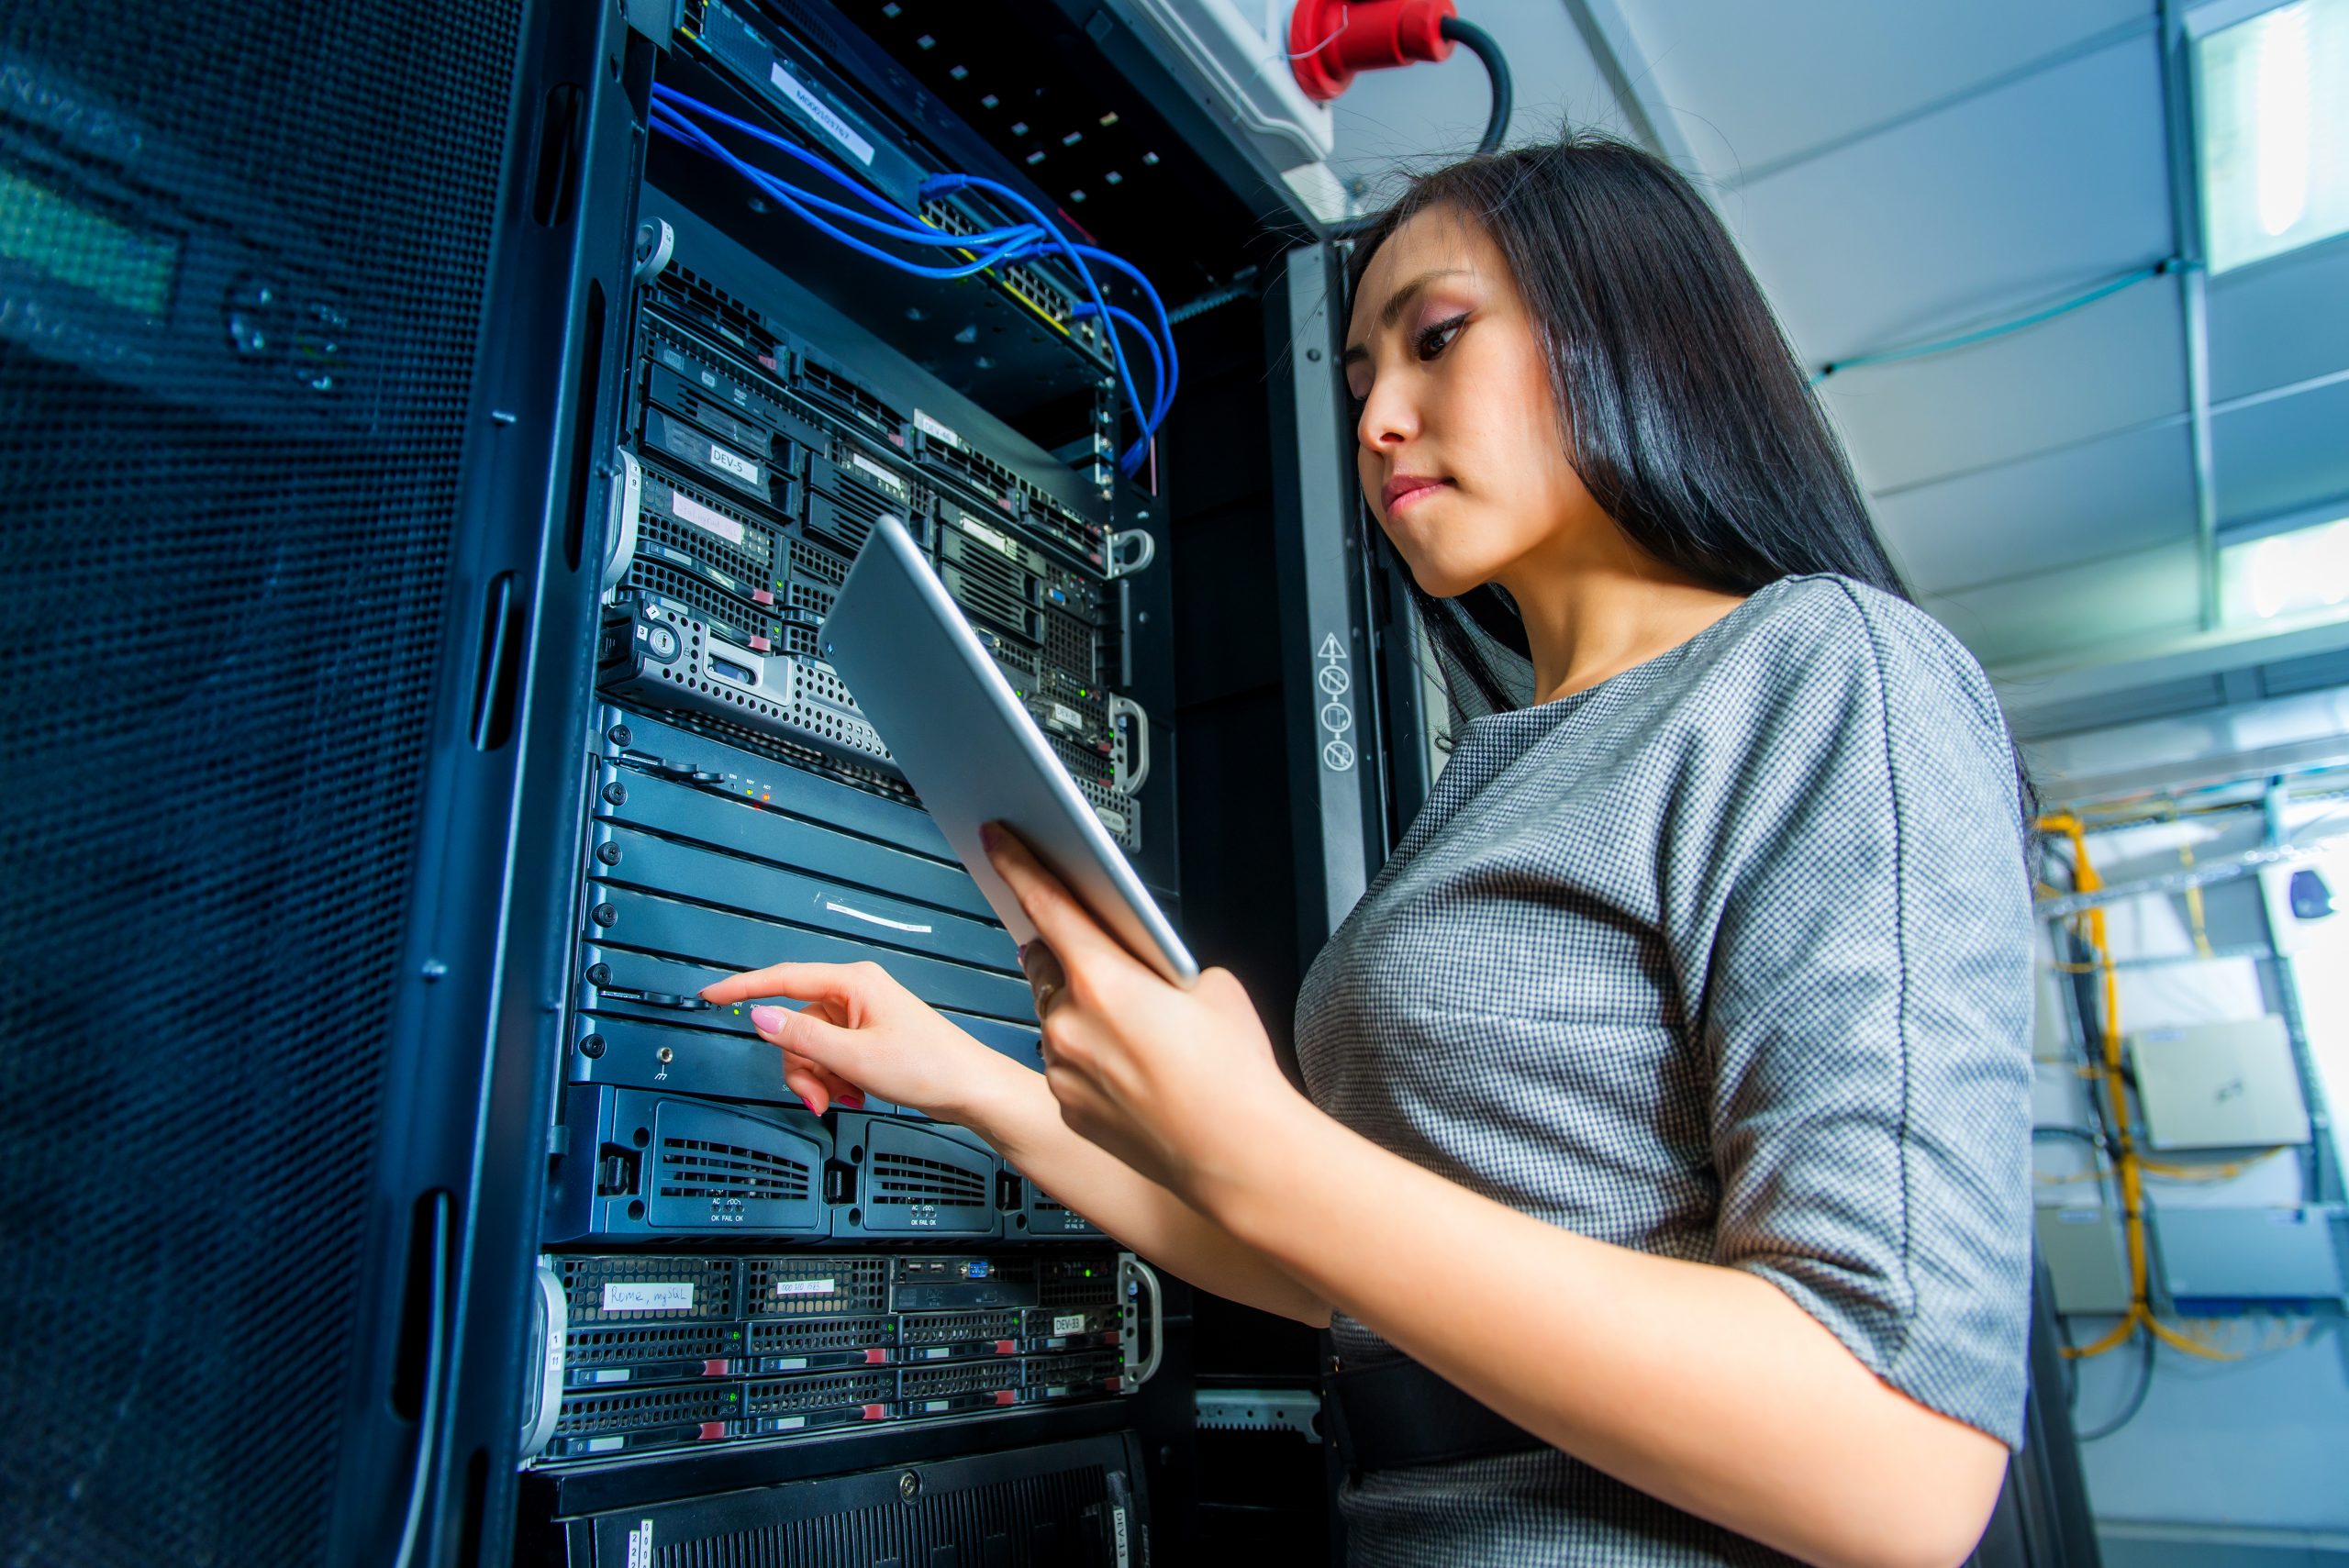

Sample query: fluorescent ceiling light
[2196,0,2349,271]
[2220,513,2349,623]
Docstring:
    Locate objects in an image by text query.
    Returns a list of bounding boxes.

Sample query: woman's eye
[1414,313,1467,361]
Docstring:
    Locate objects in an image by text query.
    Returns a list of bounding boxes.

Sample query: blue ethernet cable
[1075,302,1166,428]
[921,172,1165,473]
[651,86,1176,473]
[649,106,1042,279]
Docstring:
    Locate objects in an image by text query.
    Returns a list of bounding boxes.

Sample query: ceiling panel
[1726,34,2174,362]
[1921,537,2201,669]
[2211,376,2349,525]
[2206,239,2349,405]
[1632,0,2155,182]
[1873,417,2195,595]
[1822,270,2186,492]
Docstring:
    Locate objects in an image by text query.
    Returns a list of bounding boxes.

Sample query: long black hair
[1346,133,1910,714]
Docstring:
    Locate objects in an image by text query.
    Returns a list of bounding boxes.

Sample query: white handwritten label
[774,1277,838,1297]
[707,441,759,484]
[670,485,745,544]
[915,408,964,448]
[770,61,874,165]
[849,451,907,497]
[1052,1314,1086,1335]
[603,1282,695,1312]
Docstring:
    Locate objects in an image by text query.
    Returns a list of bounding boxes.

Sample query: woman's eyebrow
[1341,268,1472,363]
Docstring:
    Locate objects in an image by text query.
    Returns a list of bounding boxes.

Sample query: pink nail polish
[751,1005,786,1034]
[840,1094,865,1110]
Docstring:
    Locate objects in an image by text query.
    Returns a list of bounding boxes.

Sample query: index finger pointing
[699,961,865,1008]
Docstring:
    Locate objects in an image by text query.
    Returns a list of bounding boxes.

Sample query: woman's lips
[1383,475,1450,514]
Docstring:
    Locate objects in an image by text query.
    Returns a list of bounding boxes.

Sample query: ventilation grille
[901,1360,1018,1400]
[745,1256,889,1317]
[745,1316,896,1356]
[943,562,1040,643]
[682,708,915,805]
[658,265,785,373]
[1043,608,1095,685]
[627,558,768,640]
[901,1310,1022,1346]
[563,1256,739,1323]
[1037,1271,1118,1311]
[557,1381,734,1435]
[809,473,896,554]
[785,578,834,617]
[871,1151,990,1207]
[789,534,850,586]
[796,357,902,439]
[618,1458,1115,1568]
[1028,1349,1121,1389]
[568,1321,737,1366]
[658,1136,811,1202]
[743,1370,892,1414]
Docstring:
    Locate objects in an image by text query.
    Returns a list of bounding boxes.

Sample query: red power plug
[1288,0,1459,102]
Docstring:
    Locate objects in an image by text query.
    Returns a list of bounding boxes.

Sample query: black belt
[1325,1354,1545,1471]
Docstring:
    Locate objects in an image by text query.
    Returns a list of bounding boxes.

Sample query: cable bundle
[648,84,1178,479]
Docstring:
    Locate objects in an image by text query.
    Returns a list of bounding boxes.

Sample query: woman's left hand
[981,821,1300,1204]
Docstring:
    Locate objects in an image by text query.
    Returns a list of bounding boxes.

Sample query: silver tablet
[819,515,1198,988]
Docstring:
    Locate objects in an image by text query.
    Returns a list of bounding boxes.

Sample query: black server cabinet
[2,0,1415,1562]
[1,1,641,1564]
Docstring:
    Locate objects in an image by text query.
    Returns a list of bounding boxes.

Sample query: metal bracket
[1106,527,1157,580]
[1119,1253,1164,1387]
[631,217,676,285]
[1196,1387,1323,1442]
[518,1260,567,1464]
[601,448,641,599]
[1107,694,1151,795]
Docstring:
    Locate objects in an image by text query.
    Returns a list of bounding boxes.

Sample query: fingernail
[839,1094,865,1110]
[978,822,1001,851]
[750,1005,786,1034]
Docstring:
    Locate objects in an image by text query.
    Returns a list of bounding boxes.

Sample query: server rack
[2,0,1429,1560]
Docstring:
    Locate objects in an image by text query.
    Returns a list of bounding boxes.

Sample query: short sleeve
[1692,584,2035,1446]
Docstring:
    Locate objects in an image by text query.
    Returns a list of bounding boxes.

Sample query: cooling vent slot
[1042,607,1095,685]
[567,1320,736,1367]
[785,579,834,617]
[556,1381,733,1435]
[658,1137,812,1202]
[807,485,889,555]
[746,1316,896,1356]
[796,356,903,437]
[745,1370,894,1414]
[745,1255,890,1317]
[902,1360,1018,1400]
[626,559,769,641]
[902,1310,1023,1346]
[872,1151,989,1206]
[789,535,849,586]
[645,1100,825,1232]
[657,267,785,371]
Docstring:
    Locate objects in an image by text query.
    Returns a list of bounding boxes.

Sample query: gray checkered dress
[1294,575,2034,1567]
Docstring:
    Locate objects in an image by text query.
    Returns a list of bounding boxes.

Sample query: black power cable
[1439,16,1512,156]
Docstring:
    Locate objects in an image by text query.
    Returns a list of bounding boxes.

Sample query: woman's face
[1342,206,1598,598]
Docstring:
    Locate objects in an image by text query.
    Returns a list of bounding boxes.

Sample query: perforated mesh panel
[0,4,522,1562]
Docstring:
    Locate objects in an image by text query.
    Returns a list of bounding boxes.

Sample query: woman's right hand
[697,960,1017,1120]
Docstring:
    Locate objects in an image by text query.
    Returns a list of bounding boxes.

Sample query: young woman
[703,137,2034,1568]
